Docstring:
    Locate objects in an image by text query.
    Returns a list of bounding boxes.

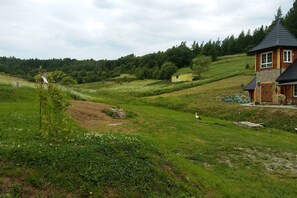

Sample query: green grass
[144,75,297,132]
[123,104,297,197]
[0,72,34,87]
[0,84,197,197]
[2,83,297,197]
[76,54,255,97]
[204,54,254,79]
[1,53,297,197]
[174,67,192,75]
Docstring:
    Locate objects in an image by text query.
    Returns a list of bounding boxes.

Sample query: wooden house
[244,21,297,105]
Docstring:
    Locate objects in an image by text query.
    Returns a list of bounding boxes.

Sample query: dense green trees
[284,1,297,38]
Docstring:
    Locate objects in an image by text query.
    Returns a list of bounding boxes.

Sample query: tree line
[0,3,296,83]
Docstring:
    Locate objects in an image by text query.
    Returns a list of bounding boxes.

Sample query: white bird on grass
[195,112,201,120]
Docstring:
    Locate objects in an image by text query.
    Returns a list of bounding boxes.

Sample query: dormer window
[284,50,292,63]
[261,52,273,68]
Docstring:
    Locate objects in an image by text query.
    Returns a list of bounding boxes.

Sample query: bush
[61,76,77,86]
[158,62,177,80]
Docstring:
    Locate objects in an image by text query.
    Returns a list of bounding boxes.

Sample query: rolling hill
[1,54,297,197]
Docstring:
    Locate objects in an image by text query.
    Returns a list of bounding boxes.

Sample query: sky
[0,0,293,60]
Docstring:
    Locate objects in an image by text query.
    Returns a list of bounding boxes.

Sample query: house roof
[244,77,256,91]
[276,60,297,83]
[249,21,297,54]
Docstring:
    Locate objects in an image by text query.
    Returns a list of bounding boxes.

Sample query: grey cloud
[0,0,293,59]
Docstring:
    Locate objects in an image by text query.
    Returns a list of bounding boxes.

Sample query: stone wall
[256,69,280,82]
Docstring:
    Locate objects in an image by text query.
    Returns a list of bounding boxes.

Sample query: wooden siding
[255,49,278,71]
[255,48,297,71]
[280,49,297,69]
[280,85,297,105]
[261,84,273,102]
[248,90,255,102]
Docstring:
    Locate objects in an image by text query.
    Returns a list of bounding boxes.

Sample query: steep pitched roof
[249,21,297,54]
[276,60,297,83]
[244,77,256,91]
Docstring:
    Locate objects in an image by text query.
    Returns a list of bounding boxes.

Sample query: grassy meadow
[1,54,297,197]
[76,54,255,97]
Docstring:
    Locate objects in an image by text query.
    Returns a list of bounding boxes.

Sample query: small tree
[51,70,66,83]
[60,75,77,86]
[36,67,68,139]
[158,62,177,80]
[191,55,211,80]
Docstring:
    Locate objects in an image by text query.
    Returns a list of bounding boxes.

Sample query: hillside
[76,54,254,97]
[0,84,198,197]
[1,54,297,197]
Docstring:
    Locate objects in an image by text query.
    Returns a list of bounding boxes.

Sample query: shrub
[36,67,68,139]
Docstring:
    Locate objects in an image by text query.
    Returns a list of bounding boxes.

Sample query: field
[1,54,297,197]
[76,54,255,97]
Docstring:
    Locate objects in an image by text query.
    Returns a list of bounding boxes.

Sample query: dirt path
[68,100,129,131]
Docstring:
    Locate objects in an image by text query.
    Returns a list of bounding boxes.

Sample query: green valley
[1,54,297,197]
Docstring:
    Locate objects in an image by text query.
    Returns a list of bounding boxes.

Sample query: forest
[0,4,296,83]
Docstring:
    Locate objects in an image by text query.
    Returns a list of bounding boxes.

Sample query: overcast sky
[0,0,293,60]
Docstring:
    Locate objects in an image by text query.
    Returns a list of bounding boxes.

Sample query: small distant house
[171,68,193,82]
[244,21,297,105]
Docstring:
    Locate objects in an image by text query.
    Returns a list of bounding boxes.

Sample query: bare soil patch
[68,100,132,132]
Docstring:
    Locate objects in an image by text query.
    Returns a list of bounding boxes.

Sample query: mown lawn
[122,104,297,197]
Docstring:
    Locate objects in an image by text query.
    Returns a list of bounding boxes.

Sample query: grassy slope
[123,104,297,197]
[0,72,34,87]
[1,54,297,197]
[76,54,254,97]
[73,52,297,196]
[143,75,297,131]
[0,84,198,197]
[204,54,254,79]
[78,54,297,131]
[1,83,297,197]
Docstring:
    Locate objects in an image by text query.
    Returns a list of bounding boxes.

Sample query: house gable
[245,21,297,105]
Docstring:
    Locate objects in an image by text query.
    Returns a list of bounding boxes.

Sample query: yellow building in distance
[171,67,193,82]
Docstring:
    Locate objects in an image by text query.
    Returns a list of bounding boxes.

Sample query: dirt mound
[68,100,128,131]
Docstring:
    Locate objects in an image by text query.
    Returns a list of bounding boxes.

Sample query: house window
[261,52,273,68]
[294,85,297,97]
[284,50,292,63]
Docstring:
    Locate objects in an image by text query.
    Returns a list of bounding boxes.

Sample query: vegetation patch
[144,75,297,132]
[0,86,198,196]
[222,94,250,104]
